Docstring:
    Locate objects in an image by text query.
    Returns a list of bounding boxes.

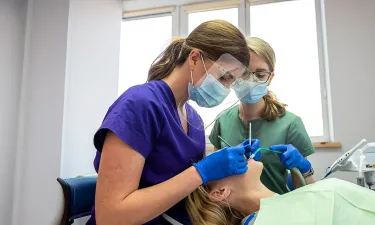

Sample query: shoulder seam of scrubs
[140,83,167,141]
[286,115,298,137]
[162,213,184,225]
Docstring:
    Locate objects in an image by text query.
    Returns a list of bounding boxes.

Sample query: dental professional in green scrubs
[209,37,316,194]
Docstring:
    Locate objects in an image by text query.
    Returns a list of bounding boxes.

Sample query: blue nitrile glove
[270,144,311,173]
[193,146,248,185]
[237,139,261,160]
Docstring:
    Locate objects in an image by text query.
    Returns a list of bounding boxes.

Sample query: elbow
[96,205,141,225]
[95,208,115,225]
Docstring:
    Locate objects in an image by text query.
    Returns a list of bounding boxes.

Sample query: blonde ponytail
[262,91,287,121]
[247,37,287,120]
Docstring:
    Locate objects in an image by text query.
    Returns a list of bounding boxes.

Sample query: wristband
[302,167,314,179]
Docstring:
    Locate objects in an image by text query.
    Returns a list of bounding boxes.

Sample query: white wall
[0,0,27,224]
[308,0,375,182]
[11,0,71,224]
[62,1,122,223]
[61,0,122,179]
[10,0,123,225]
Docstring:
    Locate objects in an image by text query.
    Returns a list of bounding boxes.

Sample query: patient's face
[208,158,263,202]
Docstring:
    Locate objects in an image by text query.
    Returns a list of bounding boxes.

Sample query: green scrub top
[209,105,315,194]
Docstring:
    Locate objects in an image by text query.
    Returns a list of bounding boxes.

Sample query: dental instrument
[218,135,231,147]
[162,214,183,225]
[357,154,365,187]
[322,139,375,190]
[249,148,282,159]
[249,122,252,148]
[324,139,367,177]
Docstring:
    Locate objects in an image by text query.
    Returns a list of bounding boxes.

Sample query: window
[121,0,330,142]
[188,8,239,32]
[187,7,239,135]
[250,0,324,137]
[118,15,172,95]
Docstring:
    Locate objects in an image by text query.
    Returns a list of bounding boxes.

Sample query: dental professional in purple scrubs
[86,20,259,225]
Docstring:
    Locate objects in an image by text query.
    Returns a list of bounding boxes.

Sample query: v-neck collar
[235,105,264,124]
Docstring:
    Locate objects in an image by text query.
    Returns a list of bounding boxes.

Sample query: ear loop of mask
[189,54,209,89]
[190,69,194,86]
[200,54,209,75]
[190,53,206,87]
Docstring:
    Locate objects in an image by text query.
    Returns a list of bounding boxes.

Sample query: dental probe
[249,122,252,148]
[218,135,231,147]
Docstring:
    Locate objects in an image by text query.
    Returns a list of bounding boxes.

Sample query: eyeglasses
[204,58,272,87]
[241,70,272,84]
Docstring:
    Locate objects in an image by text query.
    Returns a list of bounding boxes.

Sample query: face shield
[178,53,260,131]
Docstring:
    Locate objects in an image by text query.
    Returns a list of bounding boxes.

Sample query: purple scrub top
[86,80,206,225]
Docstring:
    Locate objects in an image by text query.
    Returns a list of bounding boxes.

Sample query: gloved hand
[237,139,261,160]
[193,146,248,185]
[270,144,311,173]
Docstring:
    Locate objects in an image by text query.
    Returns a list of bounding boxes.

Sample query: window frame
[121,0,333,142]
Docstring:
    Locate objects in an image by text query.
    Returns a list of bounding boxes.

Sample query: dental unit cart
[323,139,375,190]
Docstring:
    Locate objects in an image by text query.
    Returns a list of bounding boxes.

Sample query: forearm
[291,155,316,188]
[101,166,202,225]
[304,175,315,184]
[292,171,315,188]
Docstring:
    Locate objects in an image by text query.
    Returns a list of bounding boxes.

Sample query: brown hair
[186,186,245,225]
[247,37,287,120]
[147,20,250,81]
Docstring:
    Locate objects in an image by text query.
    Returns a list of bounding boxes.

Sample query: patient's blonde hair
[247,37,287,121]
[186,186,245,225]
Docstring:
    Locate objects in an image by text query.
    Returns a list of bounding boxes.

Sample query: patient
[186,158,375,225]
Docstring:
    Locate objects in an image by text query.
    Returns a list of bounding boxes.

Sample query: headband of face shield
[179,53,255,131]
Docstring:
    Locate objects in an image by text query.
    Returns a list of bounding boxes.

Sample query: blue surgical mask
[188,57,230,108]
[233,81,268,104]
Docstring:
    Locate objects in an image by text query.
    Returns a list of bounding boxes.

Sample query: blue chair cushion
[57,176,97,220]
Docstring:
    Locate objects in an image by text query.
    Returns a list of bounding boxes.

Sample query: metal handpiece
[218,135,231,147]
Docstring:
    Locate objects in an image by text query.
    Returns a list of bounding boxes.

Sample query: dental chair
[57,175,191,225]
[55,172,294,225]
[57,175,97,225]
